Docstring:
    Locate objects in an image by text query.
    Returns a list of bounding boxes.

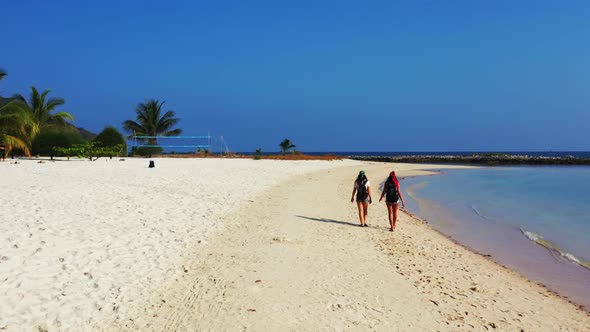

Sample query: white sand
[1,158,588,331]
[0,157,358,330]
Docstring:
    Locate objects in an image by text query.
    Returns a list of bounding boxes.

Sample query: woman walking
[351,170,372,227]
[379,171,406,231]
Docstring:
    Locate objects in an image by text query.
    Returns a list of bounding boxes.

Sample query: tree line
[0,68,182,159]
[1,67,301,159]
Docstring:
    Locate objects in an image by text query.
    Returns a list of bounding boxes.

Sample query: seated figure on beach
[379,171,406,232]
[351,170,372,227]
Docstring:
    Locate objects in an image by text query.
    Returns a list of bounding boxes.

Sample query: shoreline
[401,207,590,312]
[402,168,590,310]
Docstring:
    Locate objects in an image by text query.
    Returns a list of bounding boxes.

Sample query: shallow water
[401,166,590,309]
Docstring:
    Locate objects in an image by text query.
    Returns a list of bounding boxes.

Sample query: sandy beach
[1,158,588,331]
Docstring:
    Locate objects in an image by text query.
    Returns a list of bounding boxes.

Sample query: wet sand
[405,177,590,310]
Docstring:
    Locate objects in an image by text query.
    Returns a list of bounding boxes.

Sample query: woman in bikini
[379,171,405,231]
[350,170,372,227]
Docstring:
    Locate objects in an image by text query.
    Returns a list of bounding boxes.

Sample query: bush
[32,126,86,157]
[54,142,123,160]
[93,126,127,155]
[254,148,263,160]
[54,142,126,160]
[131,146,163,157]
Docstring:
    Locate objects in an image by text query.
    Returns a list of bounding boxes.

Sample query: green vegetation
[122,99,182,145]
[14,86,74,128]
[93,126,127,155]
[1,70,33,156]
[54,142,126,160]
[130,146,163,157]
[0,101,34,156]
[279,138,296,154]
[1,85,74,156]
[1,68,185,159]
[32,126,86,157]
[254,148,263,160]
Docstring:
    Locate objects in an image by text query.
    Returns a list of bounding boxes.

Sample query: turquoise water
[402,166,590,308]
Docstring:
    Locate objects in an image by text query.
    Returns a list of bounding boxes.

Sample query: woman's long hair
[389,171,400,188]
[356,173,367,185]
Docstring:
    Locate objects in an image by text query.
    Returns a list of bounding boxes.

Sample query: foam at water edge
[521,228,590,270]
[469,204,493,222]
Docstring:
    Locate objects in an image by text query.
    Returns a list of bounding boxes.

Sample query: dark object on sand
[149,160,155,168]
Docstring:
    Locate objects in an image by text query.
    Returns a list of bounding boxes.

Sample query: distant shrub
[93,126,127,156]
[279,138,296,154]
[54,142,125,160]
[32,126,86,157]
[131,146,163,157]
[194,148,211,157]
[254,148,263,160]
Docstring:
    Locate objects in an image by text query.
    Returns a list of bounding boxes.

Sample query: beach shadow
[295,215,359,227]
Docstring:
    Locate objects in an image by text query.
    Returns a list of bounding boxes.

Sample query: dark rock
[348,154,590,166]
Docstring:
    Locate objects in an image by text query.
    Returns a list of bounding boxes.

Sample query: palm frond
[122,120,146,134]
[0,134,31,156]
[40,89,51,103]
[50,111,75,122]
[13,94,27,104]
[45,97,66,111]
[0,87,68,153]
[163,128,182,136]
[0,101,35,156]
[30,86,41,110]
[124,98,181,140]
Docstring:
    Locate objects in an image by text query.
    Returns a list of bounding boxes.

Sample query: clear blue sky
[1,0,589,152]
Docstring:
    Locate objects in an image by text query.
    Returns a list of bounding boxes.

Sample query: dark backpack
[356,179,368,200]
[385,178,399,202]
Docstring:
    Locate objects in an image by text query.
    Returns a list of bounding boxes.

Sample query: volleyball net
[129,135,211,154]
[128,135,230,154]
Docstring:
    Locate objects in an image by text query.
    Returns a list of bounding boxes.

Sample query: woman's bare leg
[362,202,369,225]
[387,203,394,231]
[392,202,399,231]
[356,201,365,226]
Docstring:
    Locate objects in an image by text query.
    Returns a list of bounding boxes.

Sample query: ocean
[238,151,590,158]
[401,166,590,309]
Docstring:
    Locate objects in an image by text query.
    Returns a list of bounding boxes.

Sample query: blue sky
[1,0,589,152]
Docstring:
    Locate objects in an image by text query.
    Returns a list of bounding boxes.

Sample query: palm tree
[0,103,35,157]
[0,69,9,107]
[0,69,33,157]
[14,86,74,127]
[122,99,181,144]
[279,138,296,154]
[0,86,72,155]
